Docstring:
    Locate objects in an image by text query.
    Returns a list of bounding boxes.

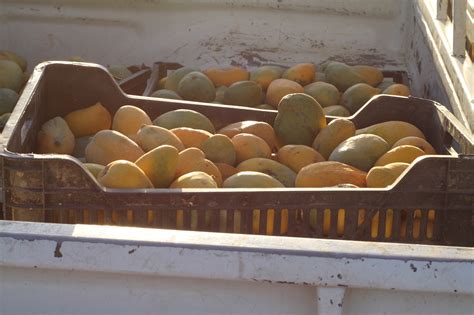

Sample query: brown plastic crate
[1,62,473,247]
[143,61,410,98]
[117,65,151,96]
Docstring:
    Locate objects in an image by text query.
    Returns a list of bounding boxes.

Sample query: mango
[223,171,284,188]
[85,130,144,165]
[136,125,185,152]
[323,105,351,117]
[392,136,436,154]
[0,51,27,71]
[170,171,218,189]
[175,148,223,187]
[135,145,179,188]
[72,136,93,158]
[0,60,23,92]
[355,121,425,147]
[214,86,228,103]
[237,158,296,187]
[296,161,367,187]
[112,105,152,139]
[324,62,367,92]
[203,66,249,87]
[273,93,326,146]
[223,80,262,107]
[215,163,239,181]
[171,127,212,148]
[97,160,153,189]
[218,120,276,150]
[64,102,112,137]
[150,89,183,100]
[153,109,215,133]
[282,63,315,86]
[382,83,410,96]
[353,65,383,87]
[277,145,325,172]
[232,133,271,163]
[312,118,356,159]
[304,81,340,108]
[250,65,284,90]
[265,78,304,108]
[0,88,19,115]
[164,67,197,92]
[177,71,216,103]
[157,77,167,90]
[37,117,75,155]
[374,145,425,167]
[107,65,132,80]
[366,162,410,188]
[84,163,105,179]
[329,134,390,172]
[200,134,236,165]
[341,83,380,114]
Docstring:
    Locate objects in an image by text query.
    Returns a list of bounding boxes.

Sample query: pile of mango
[0,51,30,131]
[36,91,437,190]
[150,62,411,117]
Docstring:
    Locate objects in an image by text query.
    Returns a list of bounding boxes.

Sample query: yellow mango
[135,145,179,188]
[374,145,425,167]
[171,127,212,149]
[36,117,75,155]
[312,118,356,160]
[136,125,185,152]
[97,160,153,189]
[296,161,367,188]
[85,130,144,165]
[232,133,271,163]
[277,145,325,172]
[366,162,410,188]
[64,102,112,137]
[112,105,152,139]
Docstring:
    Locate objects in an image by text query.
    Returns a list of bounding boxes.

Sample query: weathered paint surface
[0,221,473,314]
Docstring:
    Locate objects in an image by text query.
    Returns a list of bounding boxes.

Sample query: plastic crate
[1,62,473,247]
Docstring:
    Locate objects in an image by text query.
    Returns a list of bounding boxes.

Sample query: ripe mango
[136,125,185,152]
[153,109,215,133]
[329,134,390,172]
[112,105,152,139]
[171,127,212,148]
[218,120,276,150]
[282,63,315,86]
[374,145,425,167]
[237,158,296,187]
[324,62,367,92]
[135,145,179,188]
[265,78,304,108]
[177,71,216,103]
[296,161,367,188]
[85,130,144,165]
[392,136,436,154]
[273,93,326,146]
[304,81,340,108]
[0,60,23,92]
[223,80,262,107]
[277,145,325,172]
[164,67,197,92]
[150,89,183,100]
[200,134,236,165]
[37,117,75,155]
[366,162,410,188]
[353,65,383,87]
[312,118,356,159]
[83,163,105,179]
[341,83,380,114]
[250,65,284,90]
[97,160,153,189]
[0,51,27,71]
[382,83,410,96]
[355,121,425,147]
[175,148,223,187]
[232,133,271,163]
[64,102,112,137]
[323,105,351,117]
[170,171,217,189]
[203,66,249,87]
[223,171,284,188]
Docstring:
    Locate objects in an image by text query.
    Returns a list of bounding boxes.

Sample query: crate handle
[435,102,474,155]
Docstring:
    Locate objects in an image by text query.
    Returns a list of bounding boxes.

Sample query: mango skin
[312,118,356,160]
[135,145,179,188]
[85,130,144,165]
[296,161,367,188]
[223,171,285,188]
[366,162,410,188]
[273,93,326,146]
[237,158,296,187]
[153,109,216,133]
[97,160,153,189]
[355,121,426,147]
[170,171,218,189]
